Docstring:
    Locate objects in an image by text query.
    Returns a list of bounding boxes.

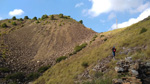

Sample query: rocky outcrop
[113,57,150,84]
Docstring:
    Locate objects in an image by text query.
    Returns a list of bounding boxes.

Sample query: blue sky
[0,0,150,32]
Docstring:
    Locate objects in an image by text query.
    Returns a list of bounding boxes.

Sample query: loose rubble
[113,57,150,84]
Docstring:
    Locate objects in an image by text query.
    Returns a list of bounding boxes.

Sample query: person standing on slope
[112,46,116,58]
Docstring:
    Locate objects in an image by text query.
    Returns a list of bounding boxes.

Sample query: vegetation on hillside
[33,16,150,84]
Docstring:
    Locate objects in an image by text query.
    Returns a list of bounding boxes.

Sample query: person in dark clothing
[112,46,116,57]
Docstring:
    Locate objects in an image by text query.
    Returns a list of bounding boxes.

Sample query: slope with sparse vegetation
[33,16,150,84]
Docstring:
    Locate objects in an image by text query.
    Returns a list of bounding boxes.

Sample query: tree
[50,15,54,20]
[79,20,83,24]
[12,22,17,26]
[1,23,7,28]
[24,16,29,19]
[41,14,48,20]
[59,13,63,18]
[12,16,16,20]
[32,17,37,20]
[19,18,23,21]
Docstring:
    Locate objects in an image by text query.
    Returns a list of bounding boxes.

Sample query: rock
[130,62,139,70]
[125,57,132,63]
[115,67,124,73]
[112,79,123,84]
[146,62,150,67]
[129,70,139,77]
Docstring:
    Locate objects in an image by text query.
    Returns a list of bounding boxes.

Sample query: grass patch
[6,72,25,81]
[0,67,10,73]
[140,27,147,34]
[38,65,51,73]
[56,56,67,63]
[74,43,87,53]
[82,62,89,68]
[27,72,40,81]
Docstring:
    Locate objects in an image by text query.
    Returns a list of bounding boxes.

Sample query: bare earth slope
[0,15,96,83]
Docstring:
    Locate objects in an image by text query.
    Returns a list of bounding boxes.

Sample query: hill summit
[0,14,96,83]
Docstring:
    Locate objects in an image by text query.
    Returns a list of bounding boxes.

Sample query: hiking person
[112,46,116,57]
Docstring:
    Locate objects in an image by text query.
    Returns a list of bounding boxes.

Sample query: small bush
[19,18,23,21]
[56,56,67,63]
[50,15,54,20]
[94,72,103,78]
[0,67,10,73]
[12,16,16,20]
[41,14,48,20]
[27,72,40,81]
[36,20,40,24]
[100,35,104,38]
[8,20,11,23]
[79,20,83,24]
[82,62,89,68]
[38,65,51,73]
[59,23,61,26]
[11,22,17,26]
[92,35,98,41]
[24,16,29,19]
[33,17,37,20]
[104,38,107,41]
[6,72,25,81]
[140,28,147,34]
[74,43,87,53]
[1,23,7,28]
[59,13,63,18]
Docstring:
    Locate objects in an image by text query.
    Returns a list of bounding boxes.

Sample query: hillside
[0,14,96,83]
[33,16,150,84]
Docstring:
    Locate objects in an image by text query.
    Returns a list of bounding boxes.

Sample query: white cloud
[75,2,84,8]
[130,2,150,13]
[108,13,116,20]
[9,9,24,16]
[111,8,150,30]
[85,0,150,17]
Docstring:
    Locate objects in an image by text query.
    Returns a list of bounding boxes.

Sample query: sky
[0,0,150,32]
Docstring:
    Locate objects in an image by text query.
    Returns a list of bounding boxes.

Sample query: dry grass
[33,16,150,84]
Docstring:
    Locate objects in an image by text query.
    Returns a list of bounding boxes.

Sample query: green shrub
[1,23,7,28]
[82,62,89,68]
[74,43,87,53]
[12,16,16,20]
[24,16,29,19]
[11,22,17,26]
[104,38,107,41]
[79,20,83,24]
[8,82,17,84]
[19,18,23,21]
[100,35,104,37]
[0,67,10,73]
[8,20,11,23]
[41,14,48,20]
[36,20,40,24]
[59,13,63,18]
[94,72,103,78]
[50,15,54,20]
[92,35,98,41]
[140,28,147,34]
[56,56,67,63]
[33,17,37,20]
[27,72,40,81]
[59,23,61,26]
[6,72,25,81]
[38,65,51,73]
